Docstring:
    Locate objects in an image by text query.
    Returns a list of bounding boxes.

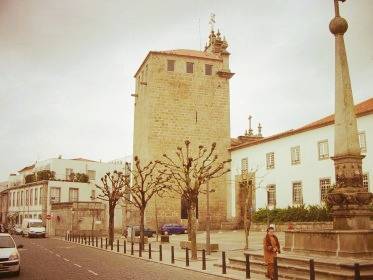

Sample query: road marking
[63,258,70,262]
[88,270,98,276]
[55,254,61,257]
[74,263,82,268]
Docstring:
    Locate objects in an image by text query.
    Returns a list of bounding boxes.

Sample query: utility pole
[206,178,211,255]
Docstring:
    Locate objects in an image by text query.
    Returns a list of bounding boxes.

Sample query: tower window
[167,60,175,71]
[205,64,212,75]
[186,62,194,73]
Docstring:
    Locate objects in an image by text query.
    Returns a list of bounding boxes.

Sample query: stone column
[327,0,372,230]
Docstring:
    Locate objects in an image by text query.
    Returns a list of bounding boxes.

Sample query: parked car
[0,233,23,276]
[0,224,7,233]
[160,224,187,235]
[21,219,46,238]
[123,225,156,238]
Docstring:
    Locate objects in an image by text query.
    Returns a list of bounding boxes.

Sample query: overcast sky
[0,0,372,180]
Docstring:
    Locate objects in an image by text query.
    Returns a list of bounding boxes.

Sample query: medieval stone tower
[132,30,233,229]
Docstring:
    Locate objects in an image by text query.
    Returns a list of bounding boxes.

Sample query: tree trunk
[189,199,198,260]
[108,205,115,246]
[139,208,145,251]
[244,184,252,250]
[187,207,192,241]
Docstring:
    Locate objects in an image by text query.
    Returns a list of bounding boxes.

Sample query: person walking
[263,226,280,279]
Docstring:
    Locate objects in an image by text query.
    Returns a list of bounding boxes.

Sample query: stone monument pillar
[327,0,373,230]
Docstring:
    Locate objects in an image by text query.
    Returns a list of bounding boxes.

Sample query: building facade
[6,157,125,234]
[229,98,373,217]
[132,30,233,229]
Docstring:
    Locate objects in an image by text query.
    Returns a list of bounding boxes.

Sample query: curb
[57,238,246,280]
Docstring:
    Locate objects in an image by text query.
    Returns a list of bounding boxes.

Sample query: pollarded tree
[124,156,172,250]
[96,171,128,246]
[159,140,231,259]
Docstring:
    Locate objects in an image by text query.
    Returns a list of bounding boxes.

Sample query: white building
[6,157,126,234]
[228,98,372,218]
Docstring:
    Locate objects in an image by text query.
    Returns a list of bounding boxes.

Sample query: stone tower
[132,30,233,229]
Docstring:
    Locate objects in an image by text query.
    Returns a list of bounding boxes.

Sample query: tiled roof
[229,98,373,151]
[134,49,222,77]
[71,158,97,162]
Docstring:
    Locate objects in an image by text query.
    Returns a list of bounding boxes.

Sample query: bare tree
[124,156,172,250]
[96,171,127,246]
[159,140,231,259]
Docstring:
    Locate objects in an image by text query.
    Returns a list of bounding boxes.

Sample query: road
[0,235,220,280]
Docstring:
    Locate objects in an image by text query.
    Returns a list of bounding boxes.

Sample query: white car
[21,219,46,238]
[0,233,22,275]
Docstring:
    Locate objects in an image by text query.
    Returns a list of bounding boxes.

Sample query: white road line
[74,264,82,268]
[88,270,98,276]
[63,258,70,262]
[55,254,61,257]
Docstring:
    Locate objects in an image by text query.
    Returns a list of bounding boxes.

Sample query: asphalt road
[0,235,220,280]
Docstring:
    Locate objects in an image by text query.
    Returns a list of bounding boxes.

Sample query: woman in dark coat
[263,226,280,279]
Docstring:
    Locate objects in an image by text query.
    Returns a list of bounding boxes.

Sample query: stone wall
[51,202,106,236]
[132,47,232,230]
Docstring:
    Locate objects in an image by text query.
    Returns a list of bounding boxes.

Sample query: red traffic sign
[46,214,51,220]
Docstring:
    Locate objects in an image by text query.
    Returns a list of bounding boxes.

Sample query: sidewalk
[62,230,279,279]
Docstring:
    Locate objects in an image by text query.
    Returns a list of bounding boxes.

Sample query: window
[363,173,369,191]
[318,140,329,160]
[320,178,332,202]
[291,146,301,165]
[30,188,33,206]
[359,132,367,153]
[69,188,79,202]
[241,158,248,173]
[205,64,212,75]
[20,191,23,206]
[25,190,29,206]
[292,182,303,205]
[266,152,275,169]
[167,60,175,71]
[17,191,20,206]
[186,62,194,73]
[39,187,42,205]
[66,168,73,180]
[50,187,61,203]
[87,170,96,181]
[34,188,38,205]
[267,185,276,207]
[12,192,15,207]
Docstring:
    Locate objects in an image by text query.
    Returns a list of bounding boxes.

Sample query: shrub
[252,205,332,224]
[25,174,36,184]
[36,170,56,181]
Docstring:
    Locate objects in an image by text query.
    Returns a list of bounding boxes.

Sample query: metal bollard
[96,236,98,247]
[159,244,163,261]
[84,235,87,245]
[148,243,152,259]
[273,257,279,280]
[105,238,107,249]
[78,235,81,243]
[310,259,315,280]
[202,249,206,270]
[354,263,360,280]
[139,243,142,257]
[123,240,126,254]
[100,237,103,248]
[185,248,189,267]
[110,240,113,251]
[88,236,91,245]
[117,239,119,252]
[171,246,175,264]
[222,251,226,274]
[131,242,134,255]
[246,253,251,279]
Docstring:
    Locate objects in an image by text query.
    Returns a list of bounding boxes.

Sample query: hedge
[252,205,333,224]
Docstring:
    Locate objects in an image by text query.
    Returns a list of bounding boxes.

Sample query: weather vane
[209,13,216,32]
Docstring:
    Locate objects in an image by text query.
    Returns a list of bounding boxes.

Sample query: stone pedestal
[284,229,373,257]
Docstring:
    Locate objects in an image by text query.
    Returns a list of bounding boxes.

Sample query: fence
[64,232,363,279]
